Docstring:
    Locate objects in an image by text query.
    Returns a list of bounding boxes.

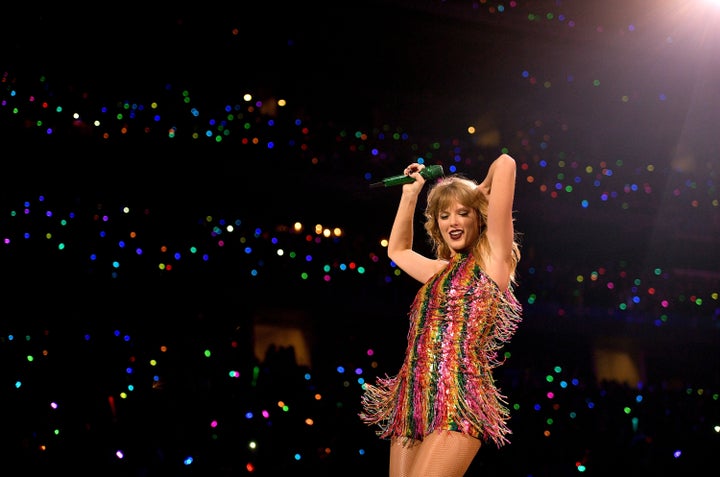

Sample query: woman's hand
[402,163,427,194]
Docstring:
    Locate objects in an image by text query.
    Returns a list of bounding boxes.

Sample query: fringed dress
[359,251,522,447]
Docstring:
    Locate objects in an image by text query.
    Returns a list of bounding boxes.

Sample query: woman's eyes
[439,211,470,220]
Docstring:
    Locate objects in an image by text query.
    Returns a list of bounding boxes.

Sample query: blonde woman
[361,154,523,477]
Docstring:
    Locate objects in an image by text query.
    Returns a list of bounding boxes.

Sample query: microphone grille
[421,165,444,180]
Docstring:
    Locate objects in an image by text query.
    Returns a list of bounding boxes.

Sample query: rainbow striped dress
[360,251,522,447]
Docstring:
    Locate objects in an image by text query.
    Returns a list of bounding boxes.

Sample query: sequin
[360,251,522,447]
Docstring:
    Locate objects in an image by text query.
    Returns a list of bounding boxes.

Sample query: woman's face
[437,199,481,254]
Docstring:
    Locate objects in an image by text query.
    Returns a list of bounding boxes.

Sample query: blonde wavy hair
[423,175,521,285]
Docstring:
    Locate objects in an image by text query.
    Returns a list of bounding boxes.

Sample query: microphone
[369,165,444,188]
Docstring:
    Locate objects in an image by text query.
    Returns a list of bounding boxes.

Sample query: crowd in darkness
[1,104,717,476]
[1,286,717,476]
[2,2,720,475]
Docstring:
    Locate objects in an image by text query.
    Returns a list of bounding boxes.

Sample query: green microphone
[369,165,444,188]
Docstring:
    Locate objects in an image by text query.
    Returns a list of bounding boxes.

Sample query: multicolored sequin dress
[360,251,522,447]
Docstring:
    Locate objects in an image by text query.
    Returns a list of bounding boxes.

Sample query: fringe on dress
[359,251,522,448]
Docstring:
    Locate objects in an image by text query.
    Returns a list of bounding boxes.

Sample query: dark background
[1,1,719,475]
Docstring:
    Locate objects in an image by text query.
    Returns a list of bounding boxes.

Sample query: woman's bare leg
[406,430,481,477]
[389,437,421,477]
